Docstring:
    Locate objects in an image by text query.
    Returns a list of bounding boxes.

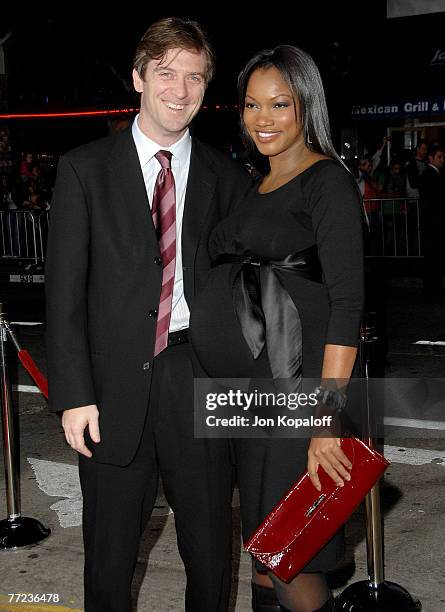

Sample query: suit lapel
[182,138,216,266]
[109,127,159,250]
[108,130,216,278]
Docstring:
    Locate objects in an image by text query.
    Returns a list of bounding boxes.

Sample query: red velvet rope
[18,350,48,399]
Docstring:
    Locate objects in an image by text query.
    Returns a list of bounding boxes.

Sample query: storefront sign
[431,49,445,66]
[351,97,445,119]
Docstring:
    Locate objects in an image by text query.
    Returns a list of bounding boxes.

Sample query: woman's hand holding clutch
[307,419,352,491]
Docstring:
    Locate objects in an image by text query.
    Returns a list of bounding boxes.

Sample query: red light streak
[0,108,139,120]
[0,104,240,120]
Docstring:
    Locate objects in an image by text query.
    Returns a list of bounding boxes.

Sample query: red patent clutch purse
[244,437,389,582]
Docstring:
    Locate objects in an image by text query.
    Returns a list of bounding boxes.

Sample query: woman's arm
[303,163,365,490]
[307,344,357,491]
[321,344,357,380]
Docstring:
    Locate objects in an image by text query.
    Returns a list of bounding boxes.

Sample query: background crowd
[0,150,54,213]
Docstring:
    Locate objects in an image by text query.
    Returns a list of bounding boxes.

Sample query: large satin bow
[215,246,322,394]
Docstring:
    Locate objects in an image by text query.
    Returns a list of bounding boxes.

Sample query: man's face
[359,158,372,174]
[417,143,428,160]
[430,150,445,169]
[132,47,207,146]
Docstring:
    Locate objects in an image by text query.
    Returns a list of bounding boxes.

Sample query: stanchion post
[1,304,21,521]
[335,312,421,611]
[360,313,385,589]
[0,302,50,549]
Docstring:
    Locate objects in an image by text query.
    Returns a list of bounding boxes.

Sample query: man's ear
[132,68,144,94]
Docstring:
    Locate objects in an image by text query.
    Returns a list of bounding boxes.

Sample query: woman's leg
[251,564,281,611]
[250,565,334,612]
[269,571,334,612]
[232,407,339,612]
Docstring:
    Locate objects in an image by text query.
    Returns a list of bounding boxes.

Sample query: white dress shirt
[132,114,191,332]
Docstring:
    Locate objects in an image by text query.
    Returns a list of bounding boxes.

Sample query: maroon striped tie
[151,150,176,356]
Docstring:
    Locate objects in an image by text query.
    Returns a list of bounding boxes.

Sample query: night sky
[4,6,444,105]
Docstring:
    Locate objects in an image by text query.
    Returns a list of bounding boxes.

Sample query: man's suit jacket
[45,126,252,466]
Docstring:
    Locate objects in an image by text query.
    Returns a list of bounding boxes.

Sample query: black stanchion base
[0,517,51,549]
[336,580,421,611]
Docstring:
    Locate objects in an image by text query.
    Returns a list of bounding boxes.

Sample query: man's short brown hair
[133,17,215,85]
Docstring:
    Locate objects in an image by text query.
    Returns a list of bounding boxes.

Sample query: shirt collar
[132,114,191,167]
[428,163,440,173]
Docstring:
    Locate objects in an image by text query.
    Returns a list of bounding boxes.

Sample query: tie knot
[155,150,172,169]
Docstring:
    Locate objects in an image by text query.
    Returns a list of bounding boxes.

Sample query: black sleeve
[229,165,254,213]
[45,156,97,412]
[213,152,254,215]
[418,168,435,206]
[303,163,365,347]
[407,159,419,190]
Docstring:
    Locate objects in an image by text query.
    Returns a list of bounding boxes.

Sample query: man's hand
[61,404,100,458]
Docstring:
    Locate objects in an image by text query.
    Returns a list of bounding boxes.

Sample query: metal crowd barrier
[364,198,421,258]
[0,202,424,265]
[0,210,49,265]
[37,211,50,263]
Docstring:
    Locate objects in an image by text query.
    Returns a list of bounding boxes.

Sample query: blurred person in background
[406,138,428,199]
[378,158,406,255]
[356,136,389,202]
[19,151,34,181]
[0,173,15,210]
[418,143,445,298]
[22,180,47,211]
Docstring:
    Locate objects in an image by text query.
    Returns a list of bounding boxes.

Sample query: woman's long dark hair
[237,45,342,165]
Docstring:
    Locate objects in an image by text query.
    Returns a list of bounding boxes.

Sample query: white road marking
[28,458,172,528]
[13,383,41,393]
[28,458,82,528]
[413,340,445,345]
[384,445,445,465]
[384,416,445,430]
[10,321,44,325]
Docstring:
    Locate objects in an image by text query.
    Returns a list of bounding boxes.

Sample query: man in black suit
[45,17,251,612]
[418,143,445,298]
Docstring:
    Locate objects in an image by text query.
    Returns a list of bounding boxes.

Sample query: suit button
[148,309,158,318]
[154,256,162,266]
[143,362,151,370]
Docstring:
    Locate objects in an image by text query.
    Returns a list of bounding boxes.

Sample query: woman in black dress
[190,46,364,612]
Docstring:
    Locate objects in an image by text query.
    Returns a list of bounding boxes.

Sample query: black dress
[190,159,364,572]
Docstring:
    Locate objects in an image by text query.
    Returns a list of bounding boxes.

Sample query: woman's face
[243,66,304,158]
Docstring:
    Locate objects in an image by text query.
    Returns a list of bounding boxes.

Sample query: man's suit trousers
[79,342,233,611]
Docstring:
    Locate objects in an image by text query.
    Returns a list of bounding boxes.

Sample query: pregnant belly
[190,264,263,378]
